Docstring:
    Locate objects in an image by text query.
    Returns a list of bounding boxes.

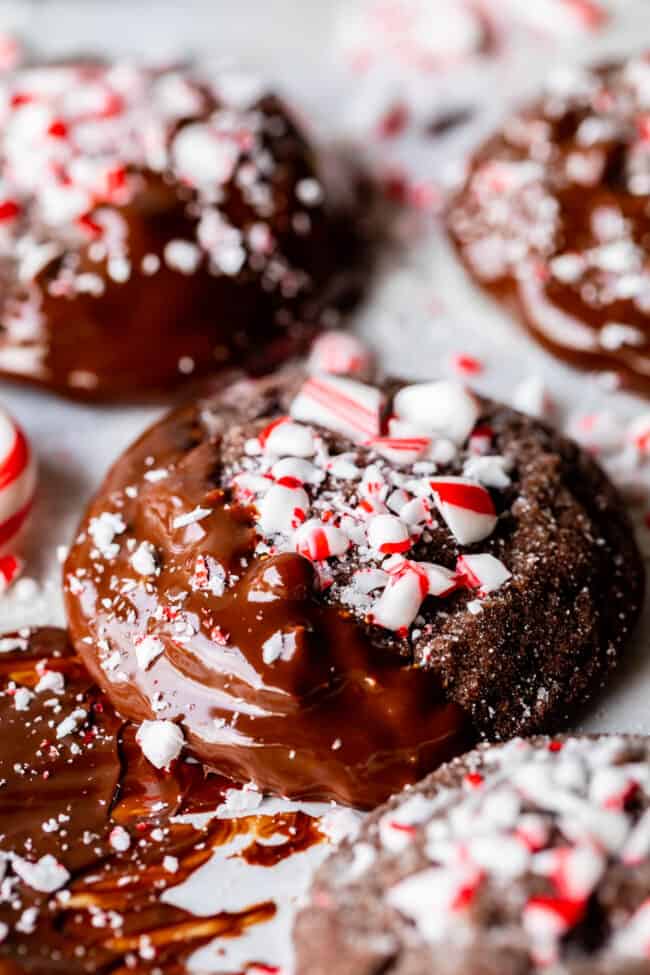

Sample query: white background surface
[2,2,650,969]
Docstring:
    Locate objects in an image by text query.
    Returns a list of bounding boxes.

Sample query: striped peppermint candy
[368,436,430,466]
[429,477,497,545]
[290,374,383,443]
[370,557,457,634]
[0,406,36,558]
[456,553,511,594]
[294,518,349,561]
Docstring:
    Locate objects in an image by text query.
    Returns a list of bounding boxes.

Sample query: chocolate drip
[0,628,325,974]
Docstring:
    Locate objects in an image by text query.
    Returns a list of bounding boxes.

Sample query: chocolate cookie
[0,61,362,399]
[448,57,650,393]
[295,734,650,975]
[63,364,643,808]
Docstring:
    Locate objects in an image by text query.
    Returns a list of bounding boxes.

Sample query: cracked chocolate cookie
[64,364,643,808]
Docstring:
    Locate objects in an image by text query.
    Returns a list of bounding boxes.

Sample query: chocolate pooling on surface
[0,61,363,399]
[64,364,643,809]
[0,627,325,973]
[295,735,650,975]
[448,57,650,394]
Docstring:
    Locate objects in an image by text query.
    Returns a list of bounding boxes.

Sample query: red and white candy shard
[294,518,349,561]
[393,381,480,446]
[290,375,383,443]
[457,554,511,594]
[367,436,430,466]
[0,406,36,582]
[257,483,309,535]
[370,558,456,632]
[261,418,315,458]
[371,563,428,632]
[366,514,411,555]
[429,478,497,545]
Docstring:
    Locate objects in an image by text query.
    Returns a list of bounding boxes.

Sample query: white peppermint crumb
[164,239,201,274]
[107,257,131,283]
[218,785,263,815]
[13,687,34,711]
[136,719,184,769]
[130,541,158,577]
[56,708,87,740]
[172,506,212,529]
[163,855,179,873]
[261,630,297,665]
[12,853,70,893]
[296,178,323,206]
[143,468,169,483]
[109,826,131,853]
[89,512,126,559]
[35,671,65,695]
[135,635,165,671]
[0,637,28,653]
[141,253,160,275]
[16,907,39,934]
[600,322,645,351]
[319,808,363,844]
[467,600,483,615]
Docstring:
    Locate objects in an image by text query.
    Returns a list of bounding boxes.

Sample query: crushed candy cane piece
[291,374,383,442]
[429,478,497,545]
[393,381,480,445]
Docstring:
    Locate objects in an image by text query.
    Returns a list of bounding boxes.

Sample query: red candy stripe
[0,428,28,491]
[430,480,496,515]
[300,377,379,439]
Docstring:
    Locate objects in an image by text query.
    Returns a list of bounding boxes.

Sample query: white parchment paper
[0,2,649,970]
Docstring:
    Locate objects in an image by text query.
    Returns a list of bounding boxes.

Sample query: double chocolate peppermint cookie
[0,61,361,399]
[64,363,643,808]
[295,735,650,975]
[448,57,650,393]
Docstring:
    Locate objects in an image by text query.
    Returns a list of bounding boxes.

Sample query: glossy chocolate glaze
[0,628,325,974]
[448,58,650,393]
[0,63,363,399]
[64,376,472,810]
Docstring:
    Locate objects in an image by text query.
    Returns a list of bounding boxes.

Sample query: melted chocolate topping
[0,628,324,974]
[448,58,650,393]
[0,62,362,399]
